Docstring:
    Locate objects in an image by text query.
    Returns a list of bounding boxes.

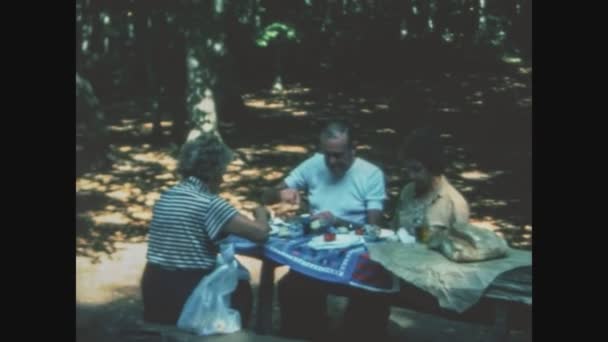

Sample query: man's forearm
[366,210,383,226]
[261,181,291,205]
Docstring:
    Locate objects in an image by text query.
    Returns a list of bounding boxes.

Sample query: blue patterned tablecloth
[225,234,399,293]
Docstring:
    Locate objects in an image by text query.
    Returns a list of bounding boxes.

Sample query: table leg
[255,258,277,335]
[490,300,510,342]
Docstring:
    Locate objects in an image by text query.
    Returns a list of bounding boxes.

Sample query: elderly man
[262,121,390,340]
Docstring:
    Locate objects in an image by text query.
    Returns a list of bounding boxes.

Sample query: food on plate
[324,233,336,242]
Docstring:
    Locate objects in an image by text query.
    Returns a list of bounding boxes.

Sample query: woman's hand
[253,206,271,222]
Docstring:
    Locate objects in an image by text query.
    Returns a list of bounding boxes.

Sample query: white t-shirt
[284,153,386,225]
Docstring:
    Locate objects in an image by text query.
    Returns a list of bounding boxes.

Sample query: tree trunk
[512,0,531,60]
[182,1,223,143]
[403,0,418,37]
[76,73,109,170]
[433,0,449,43]
[145,10,188,144]
[133,2,155,103]
[470,0,482,44]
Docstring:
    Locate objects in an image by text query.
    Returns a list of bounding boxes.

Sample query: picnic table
[228,221,531,342]
[226,231,400,335]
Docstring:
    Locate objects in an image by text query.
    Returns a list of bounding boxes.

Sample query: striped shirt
[146,176,238,270]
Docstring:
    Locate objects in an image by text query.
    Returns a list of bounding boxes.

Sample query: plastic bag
[427,222,509,262]
[177,243,242,336]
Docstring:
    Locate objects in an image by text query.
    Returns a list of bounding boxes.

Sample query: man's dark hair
[399,127,446,176]
[320,120,355,148]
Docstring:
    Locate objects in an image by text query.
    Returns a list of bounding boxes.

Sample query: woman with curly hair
[141,134,270,326]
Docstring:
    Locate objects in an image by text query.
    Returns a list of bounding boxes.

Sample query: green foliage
[255,22,299,47]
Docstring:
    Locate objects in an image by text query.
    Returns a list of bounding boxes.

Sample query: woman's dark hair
[399,127,446,176]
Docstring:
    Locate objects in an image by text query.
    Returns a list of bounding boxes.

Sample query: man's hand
[311,211,336,225]
[279,188,301,205]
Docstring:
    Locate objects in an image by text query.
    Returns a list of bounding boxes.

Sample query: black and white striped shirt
[146,176,238,270]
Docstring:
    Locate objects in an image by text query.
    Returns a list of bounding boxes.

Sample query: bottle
[416,225,431,244]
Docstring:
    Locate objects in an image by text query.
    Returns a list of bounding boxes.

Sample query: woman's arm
[222,206,271,243]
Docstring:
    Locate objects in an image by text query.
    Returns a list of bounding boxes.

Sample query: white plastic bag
[427,222,509,262]
[396,227,416,244]
[177,243,242,336]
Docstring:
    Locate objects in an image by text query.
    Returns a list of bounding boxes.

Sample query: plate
[307,234,364,250]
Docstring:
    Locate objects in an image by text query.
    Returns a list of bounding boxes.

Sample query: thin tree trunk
[76,72,109,168]
[183,1,222,143]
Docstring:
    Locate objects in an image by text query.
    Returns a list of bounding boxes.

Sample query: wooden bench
[254,259,531,342]
[391,266,532,342]
[122,321,303,342]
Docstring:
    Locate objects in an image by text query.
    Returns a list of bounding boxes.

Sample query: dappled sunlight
[518,67,532,74]
[388,174,402,182]
[219,191,247,205]
[241,169,261,177]
[264,171,284,181]
[77,179,108,192]
[459,185,475,194]
[511,241,531,249]
[126,204,153,221]
[517,97,532,107]
[237,146,274,157]
[141,120,173,130]
[469,219,501,231]
[292,110,309,117]
[113,161,146,173]
[471,198,509,208]
[223,173,241,183]
[388,188,401,197]
[438,107,459,113]
[224,164,286,184]
[78,74,531,260]
[130,151,177,171]
[377,128,396,134]
[154,172,175,180]
[274,144,308,153]
[244,99,285,109]
[106,189,132,202]
[108,124,136,132]
[77,242,146,305]
[237,143,312,160]
[284,88,310,95]
[460,170,505,181]
[356,144,372,152]
[450,161,468,171]
[511,82,527,89]
[92,212,131,225]
[143,192,161,206]
[77,142,174,258]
